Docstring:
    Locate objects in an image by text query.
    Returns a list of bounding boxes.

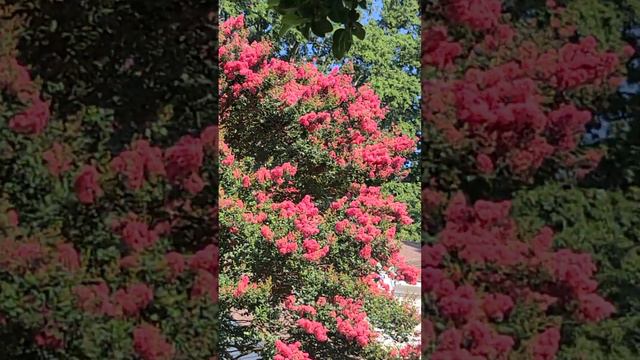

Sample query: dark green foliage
[7,0,217,150]
[268,0,369,59]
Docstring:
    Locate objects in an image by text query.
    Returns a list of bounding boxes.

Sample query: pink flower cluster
[0,237,80,273]
[298,111,330,132]
[164,135,205,194]
[529,327,561,360]
[268,193,328,260]
[297,318,329,342]
[113,283,154,317]
[110,139,165,190]
[34,327,64,349]
[68,244,217,324]
[77,129,213,205]
[274,340,312,360]
[74,165,103,204]
[422,26,463,70]
[42,142,73,177]
[275,232,298,255]
[282,294,378,348]
[189,244,219,303]
[427,61,603,178]
[111,214,160,253]
[73,282,153,318]
[389,344,421,359]
[351,136,415,179]
[529,36,621,90]
[232,274,258,298]
[164,251,186,280]
[284,295,319,317]
[221,154,420,283]
[0,56,50,135]
[361,273,393,298]
[430,321,514,360]
[133,323,175,360]
[446,0,502,31]
[331,295,376,347]
[254,162,297,186]
[389,252,420,284]
[332,184,418,282]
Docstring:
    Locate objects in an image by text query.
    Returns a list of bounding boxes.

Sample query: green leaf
[328,3,349,23]
[297,3,316,18]
[311,18,333,36]
[279,13,306,35]
[276,0,299,10]
[349,8,360,21]
[332,28,352,59]
[352,22,365,40]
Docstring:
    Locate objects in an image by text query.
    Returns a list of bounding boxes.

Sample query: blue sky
[362,0,383,24]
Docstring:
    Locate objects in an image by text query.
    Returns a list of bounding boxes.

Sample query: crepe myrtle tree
[218,16,420,359]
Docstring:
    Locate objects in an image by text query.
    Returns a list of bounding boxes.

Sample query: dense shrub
[1,3,219,359]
